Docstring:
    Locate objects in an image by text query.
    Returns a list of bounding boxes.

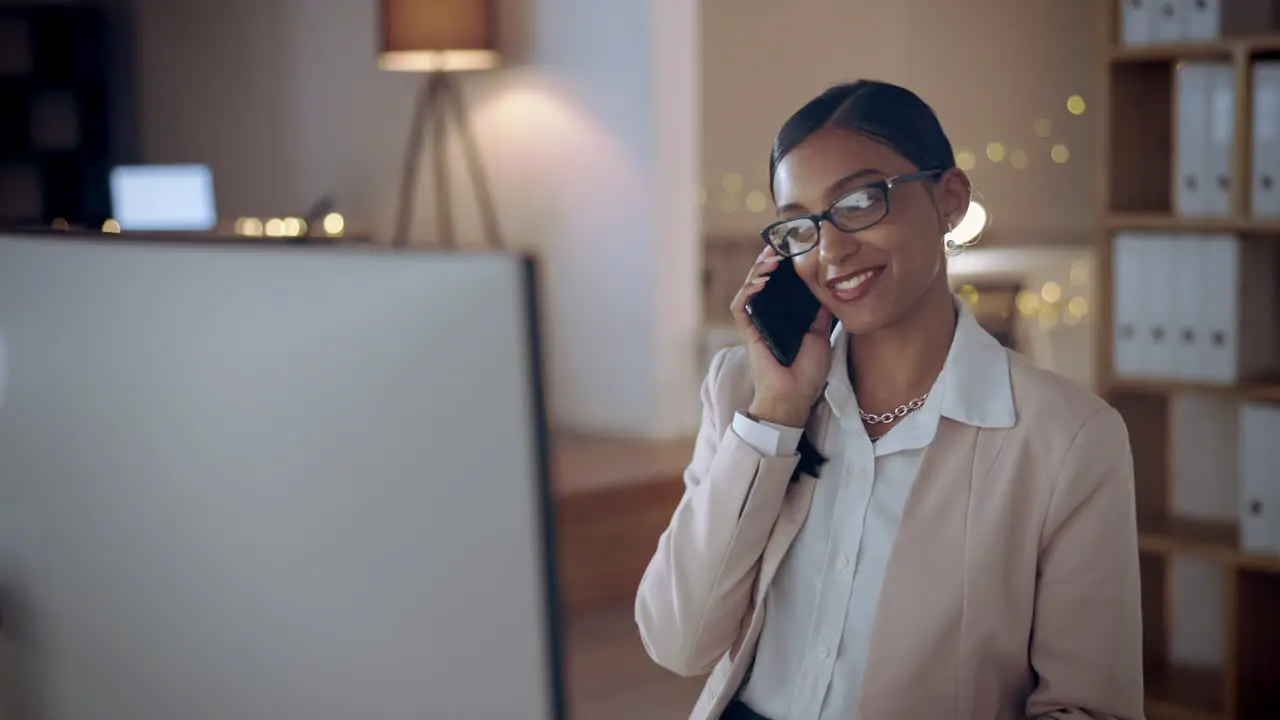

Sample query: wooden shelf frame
[1109,378,1280,403]
[1106,213,1280,233]
[1109,33,1280,62]
[1138,516,1280,574]
[1098,4,1280,719]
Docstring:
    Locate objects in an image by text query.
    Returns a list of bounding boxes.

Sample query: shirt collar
[823,296,1016,430]
[937,299,1016,428]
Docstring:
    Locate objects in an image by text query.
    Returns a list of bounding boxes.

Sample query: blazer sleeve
[634,347,801,677]
[1025,406,1146,720]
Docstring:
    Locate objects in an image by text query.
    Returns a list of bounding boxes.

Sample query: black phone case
[744,257,822,367]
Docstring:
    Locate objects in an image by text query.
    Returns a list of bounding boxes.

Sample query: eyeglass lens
[764,184,888,256]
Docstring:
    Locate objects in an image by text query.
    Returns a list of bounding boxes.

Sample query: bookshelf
[0,3,124,229]
[1098,3,1280,719]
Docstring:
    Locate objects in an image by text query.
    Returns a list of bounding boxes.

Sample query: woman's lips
[826,266,884,302]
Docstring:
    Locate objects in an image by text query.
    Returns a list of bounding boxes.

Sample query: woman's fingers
[730,246,783,337]
[730,283,759,337]
[746,246,783,283]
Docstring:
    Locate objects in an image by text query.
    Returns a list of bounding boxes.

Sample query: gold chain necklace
[859,391,929,425]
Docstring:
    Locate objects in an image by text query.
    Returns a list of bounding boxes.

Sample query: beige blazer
[635,345,1145,720]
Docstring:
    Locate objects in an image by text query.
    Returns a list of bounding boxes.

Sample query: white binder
[1238,404,1280,557]
[1169,233,1203,380]
[1122,233,1278,383]
[1187,235,1221,381]
[1122,0,1157,45]
[1252,61,1280,218]
[1176,63,1236,218]
[1144,234,1178,378]
[1200,235,1242,383]
[1153,0,1185,43]
[1183,0,1221,41]
[1111,232,1147,378]
[1205,64,1236,217]
[1113,232,1183,380]
[1176,63,1213,216]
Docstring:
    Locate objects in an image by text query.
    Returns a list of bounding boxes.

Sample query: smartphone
[744,256,823,367]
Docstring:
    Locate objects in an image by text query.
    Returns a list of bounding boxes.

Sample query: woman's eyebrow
[775,168,886,216]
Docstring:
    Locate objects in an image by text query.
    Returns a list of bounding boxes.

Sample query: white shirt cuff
[731,412,804,457]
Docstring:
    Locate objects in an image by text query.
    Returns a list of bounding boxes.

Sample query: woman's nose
[817,221,859,267]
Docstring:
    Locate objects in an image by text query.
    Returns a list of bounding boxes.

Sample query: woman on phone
[635,80,1143,720]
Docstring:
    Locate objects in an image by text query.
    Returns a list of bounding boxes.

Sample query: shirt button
[817,646,830,660]
[837,554,850,570]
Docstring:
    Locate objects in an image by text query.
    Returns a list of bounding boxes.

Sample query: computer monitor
[108,164,218,231]
[0,235,564,720]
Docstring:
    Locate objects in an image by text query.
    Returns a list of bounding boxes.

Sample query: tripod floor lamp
[378,0,504,250]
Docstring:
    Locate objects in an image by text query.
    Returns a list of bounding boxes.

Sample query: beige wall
[123,0,1100,438]
[701,0,1103,247]
[130,0,703,439]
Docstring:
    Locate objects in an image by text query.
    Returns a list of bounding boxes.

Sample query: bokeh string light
[702,95,1085,232]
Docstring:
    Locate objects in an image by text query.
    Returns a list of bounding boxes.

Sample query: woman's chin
[830,298,894,336]
[833,312,885,336]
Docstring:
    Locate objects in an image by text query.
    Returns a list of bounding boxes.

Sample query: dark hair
[769,80,957,193]
[775,81,956,483]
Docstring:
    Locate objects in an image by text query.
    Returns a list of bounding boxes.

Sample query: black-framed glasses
[759,168,945,257]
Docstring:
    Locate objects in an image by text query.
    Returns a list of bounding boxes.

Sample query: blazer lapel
[754,399,833,606]
[856,419,981,719]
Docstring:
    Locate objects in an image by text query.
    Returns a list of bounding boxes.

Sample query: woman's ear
[938,168,972,228]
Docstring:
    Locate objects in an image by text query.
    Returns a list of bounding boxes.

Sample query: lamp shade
[378,0,499,72]
[946,200,988,248]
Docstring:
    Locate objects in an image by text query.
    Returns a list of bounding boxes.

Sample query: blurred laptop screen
[109,164,217,232]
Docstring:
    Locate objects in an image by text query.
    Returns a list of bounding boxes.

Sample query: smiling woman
[763,84,969,339]
[636,80,1145,720]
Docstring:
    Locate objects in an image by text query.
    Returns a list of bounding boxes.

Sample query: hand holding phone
[730,247,834,428]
